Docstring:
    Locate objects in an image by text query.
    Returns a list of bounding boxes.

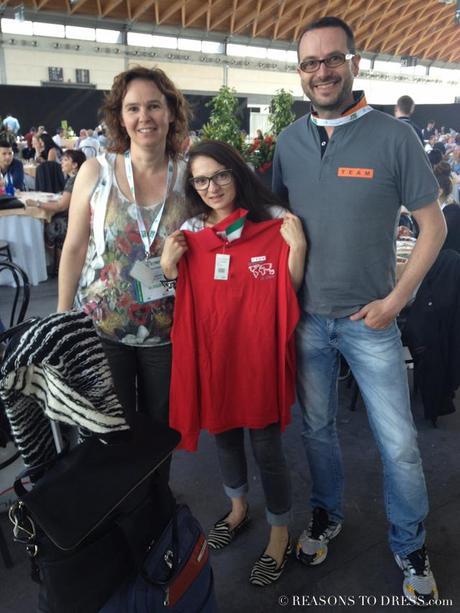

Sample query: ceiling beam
[403,9,447,57]
[131,0,156,22]
[273,0,286,39]
[37,0,52,9]
[69,0,92,14]
[360,0,406,52]
[275,0,310,40]
[394,3,447,56]
[410,13,454,59]
[96,0,102,16]
[446,34,460,63]
[126,0,131,21]
[360,0,403,49]
[223,0,254,34]
[251,0,263,38]
[159,0,185,24]
[414,29,446,55]
[293,2,310,42]
[232,0,279,35]
[183,0,214,29]
[211,7,233,29]
[101,0,124,18]
[206,0,214,31]
[230,0,238,33]
[251,0,294,37]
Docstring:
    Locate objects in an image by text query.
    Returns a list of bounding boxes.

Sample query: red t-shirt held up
[170,210,300,451]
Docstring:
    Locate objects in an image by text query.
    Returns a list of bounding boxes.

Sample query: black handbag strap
[13,454,61,498]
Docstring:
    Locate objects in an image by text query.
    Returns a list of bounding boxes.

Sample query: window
[66,25,95,41]
[151,35,177,49]
[178,38,201,52]
[201,41,224,54]
[48,67,64,82]
[1,18,33,35]
[127,32,154,47]
[95,28,120,43]
[76,69,90,84]
[34,22,65,38]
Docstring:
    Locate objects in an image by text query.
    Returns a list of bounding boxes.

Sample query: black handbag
[0,194,24,210]
[9,414,180,613]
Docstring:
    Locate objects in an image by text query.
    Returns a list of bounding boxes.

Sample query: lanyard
[310,104,372,127]
[124,151,174,259]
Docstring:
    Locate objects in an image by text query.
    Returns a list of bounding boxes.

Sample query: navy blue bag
[100,504,218,612]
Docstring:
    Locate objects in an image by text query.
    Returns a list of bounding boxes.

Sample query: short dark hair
[185,140,286,222]
[0,140,13,149]
[297,16,356,60]
[428,149,443,166]
[62,149,86,169]
[396,95,415,116]
[432,141,446,155]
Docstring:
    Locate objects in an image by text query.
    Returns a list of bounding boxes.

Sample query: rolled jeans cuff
[266,508,291,527]
[223,482,249,499]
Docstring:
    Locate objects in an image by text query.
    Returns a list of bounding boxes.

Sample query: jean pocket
[361,319,396,333]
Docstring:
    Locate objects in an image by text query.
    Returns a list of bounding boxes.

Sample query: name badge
[130,256,173,302]
[214,253,230,281]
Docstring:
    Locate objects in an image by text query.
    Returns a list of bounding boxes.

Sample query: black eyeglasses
[298,52,355,73]
[189,169,233,191]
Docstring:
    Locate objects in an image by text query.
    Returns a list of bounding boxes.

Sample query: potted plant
[201,86,245,152]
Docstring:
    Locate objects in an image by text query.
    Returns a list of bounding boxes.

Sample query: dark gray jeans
[214,423,291,526]
[100,338,171,425]
[100,339,172,481]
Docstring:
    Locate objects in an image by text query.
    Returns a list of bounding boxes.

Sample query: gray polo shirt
[273,107,439,318]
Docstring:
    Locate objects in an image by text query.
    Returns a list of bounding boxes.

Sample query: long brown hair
[185,140,287,222]
[101,65,190,159]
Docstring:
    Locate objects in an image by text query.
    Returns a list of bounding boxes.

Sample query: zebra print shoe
[249,538,292,586]
[207,507,250,550]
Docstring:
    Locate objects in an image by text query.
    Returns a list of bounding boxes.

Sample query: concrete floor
[0,279,459,613]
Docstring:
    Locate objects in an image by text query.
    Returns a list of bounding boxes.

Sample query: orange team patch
[337,167,374,179]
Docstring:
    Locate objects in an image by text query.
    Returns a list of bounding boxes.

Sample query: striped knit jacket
[0,311,128,467]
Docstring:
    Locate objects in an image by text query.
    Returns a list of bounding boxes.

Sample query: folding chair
[0,263,31,568]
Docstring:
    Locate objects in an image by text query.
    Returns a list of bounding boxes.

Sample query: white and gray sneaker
[296,507,342,566]
[395,546,439,607]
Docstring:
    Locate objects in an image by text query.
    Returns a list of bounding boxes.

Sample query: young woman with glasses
[161,139,307,586]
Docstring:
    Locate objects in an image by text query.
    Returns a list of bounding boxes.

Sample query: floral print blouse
[76,154,191,346]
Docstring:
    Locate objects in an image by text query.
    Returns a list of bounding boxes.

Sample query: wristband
[161,276,177,290]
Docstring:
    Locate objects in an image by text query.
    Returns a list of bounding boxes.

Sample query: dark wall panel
[0,85,249,135]
[292,98,460,132]
[374,104,460,132]
[0,85,106,133]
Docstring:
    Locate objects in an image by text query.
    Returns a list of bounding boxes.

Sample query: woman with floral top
[58,66,192,432]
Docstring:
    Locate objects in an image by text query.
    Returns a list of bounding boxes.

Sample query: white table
[0,213,47,286]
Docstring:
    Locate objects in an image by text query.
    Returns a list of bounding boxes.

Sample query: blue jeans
[296,312,428,556]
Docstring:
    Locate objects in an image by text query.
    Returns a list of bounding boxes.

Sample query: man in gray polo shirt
[273,16,446,607]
